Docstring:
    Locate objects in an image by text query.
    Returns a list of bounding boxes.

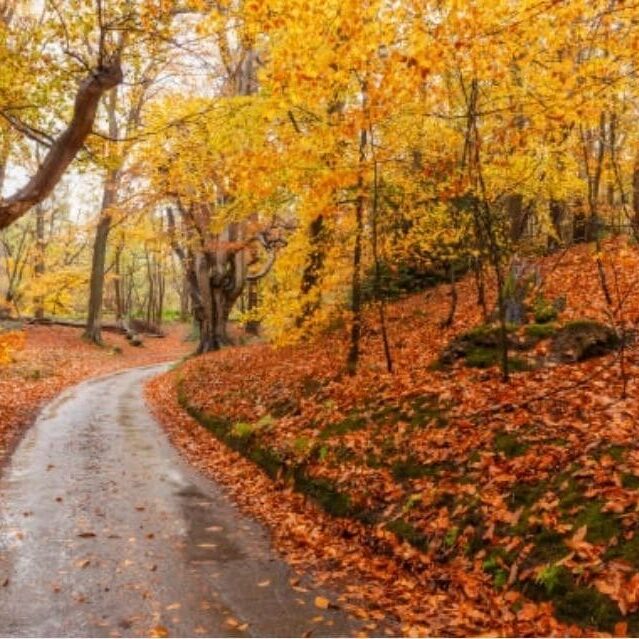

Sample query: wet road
[0,365,355,637]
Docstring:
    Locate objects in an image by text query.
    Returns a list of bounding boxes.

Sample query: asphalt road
[0,365,356,638]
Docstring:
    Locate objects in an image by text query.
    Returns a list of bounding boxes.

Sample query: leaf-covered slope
[160,240,639,636]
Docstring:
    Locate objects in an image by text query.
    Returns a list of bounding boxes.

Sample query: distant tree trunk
[245,280,259,334]
[33,203,45,319]
[114,243,123,322]
[506,194,526,242]
[632,153,639,237]
[296,214,326,328]
[84,198,115,343]
[548,199,570,251]
[84,87,120,344]
[346,127,367,376]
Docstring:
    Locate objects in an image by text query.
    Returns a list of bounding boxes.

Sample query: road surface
[0,365,356,637]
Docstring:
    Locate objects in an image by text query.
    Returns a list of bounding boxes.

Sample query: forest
[2,0,639,637]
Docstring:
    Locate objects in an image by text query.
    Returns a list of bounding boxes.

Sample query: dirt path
[0,365,356,638]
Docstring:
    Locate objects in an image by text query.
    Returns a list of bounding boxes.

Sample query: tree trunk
[506,194,526,242]
[84,205,114,343]
[84,86,120,344]
[33,203,45,319]
[346,128,367,376]
[633,153,639,237]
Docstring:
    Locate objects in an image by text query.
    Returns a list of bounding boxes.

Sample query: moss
[604,534,639,567]
[494,431,529,458]
[510,480,548,508]
[385,518,428,550]
[557,476,583,512]
[482,547,514,589]
[294,473,353,518]
[622,473,639,490]
[319,413,367,439]
[523,566,621,631]
[574,501,620,543]
[527,528,569,565]
[466,346,500,368]
[247,446,283,479]
[533,300,558,324]
[409,396,448,428]
[231,421,255,438]
[508,356,532,371]
[601,444,626,462]
[444,526,460,547]
[525,323,558,339]
[554,583,621,631]
[391,457,442,480]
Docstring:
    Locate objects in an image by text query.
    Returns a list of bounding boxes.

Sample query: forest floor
[0,323,192,463]
[148,238,639,637]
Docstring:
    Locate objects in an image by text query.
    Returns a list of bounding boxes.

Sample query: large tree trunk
[0,60,122,230]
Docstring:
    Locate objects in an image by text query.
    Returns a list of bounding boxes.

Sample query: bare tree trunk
[84,86,120,344]
[633,152,639,236]
[114,243,123,322]
[33,203,45,319]
[84,198,114,343]
[346,127,367,376]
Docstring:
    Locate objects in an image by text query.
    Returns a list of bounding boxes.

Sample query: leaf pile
[149,239,639,636]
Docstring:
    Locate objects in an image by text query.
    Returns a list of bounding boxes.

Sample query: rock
[130,335,143,347]
[550,320,619,362]
[440,324,515,365]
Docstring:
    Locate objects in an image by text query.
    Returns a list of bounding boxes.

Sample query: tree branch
[0,59,123,230]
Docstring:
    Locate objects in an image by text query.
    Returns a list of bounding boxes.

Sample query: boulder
[550,321,619,362]
[130,334,143,347]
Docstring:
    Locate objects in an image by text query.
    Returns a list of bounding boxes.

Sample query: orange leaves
[0,330,24,365]
[595,571,639,616]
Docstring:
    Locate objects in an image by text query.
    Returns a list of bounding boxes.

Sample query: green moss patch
[494,431,529,458]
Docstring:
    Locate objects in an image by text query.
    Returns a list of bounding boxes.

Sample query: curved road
[0,365,356,638]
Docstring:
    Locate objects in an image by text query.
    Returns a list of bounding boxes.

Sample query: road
[0,365,356,637]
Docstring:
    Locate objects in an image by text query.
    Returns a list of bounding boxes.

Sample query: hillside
[148,240,639,636]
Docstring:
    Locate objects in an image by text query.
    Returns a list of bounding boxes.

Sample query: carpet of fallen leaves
[0,323,191,462]
[147,239,639,637]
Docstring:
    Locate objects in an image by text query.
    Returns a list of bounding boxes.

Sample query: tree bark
[0,61,122,230]
[33,203,45,319]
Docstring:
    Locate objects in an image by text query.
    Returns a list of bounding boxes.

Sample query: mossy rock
[551,320,619,362]
[525,322,558,340]
[440,324,514,364]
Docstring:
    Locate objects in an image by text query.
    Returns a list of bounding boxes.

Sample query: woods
[4,0,639,637]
